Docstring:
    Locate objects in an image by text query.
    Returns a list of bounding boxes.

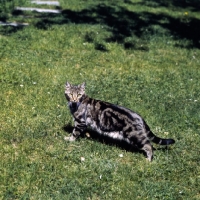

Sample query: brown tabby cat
[64,82,175,161]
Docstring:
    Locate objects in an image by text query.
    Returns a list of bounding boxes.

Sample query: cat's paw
[64,135,76,142]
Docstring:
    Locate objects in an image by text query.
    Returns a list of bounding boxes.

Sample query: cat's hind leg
[129,134,153,161]
[141,142,153,161]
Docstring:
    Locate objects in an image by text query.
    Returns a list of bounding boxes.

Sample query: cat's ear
[65,81,71,88]
[80,82,86,89]
[79,82,85,92]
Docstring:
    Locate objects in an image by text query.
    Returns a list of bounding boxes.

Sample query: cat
[64,82,175,161]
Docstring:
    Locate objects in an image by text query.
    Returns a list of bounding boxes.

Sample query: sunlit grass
[1,0,200,199]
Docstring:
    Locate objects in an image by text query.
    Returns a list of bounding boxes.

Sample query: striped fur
[64,82,175,161]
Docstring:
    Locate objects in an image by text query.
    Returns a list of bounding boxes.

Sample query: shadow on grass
[0,25,24,35]
[1,1,200,49]
[62,124,140,153]
[34,3,200,49]
[61,3,200,49]
[135,0,200,12]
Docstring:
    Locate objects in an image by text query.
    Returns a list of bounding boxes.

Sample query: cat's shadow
[62,124,169,157]
[62,124,142,154]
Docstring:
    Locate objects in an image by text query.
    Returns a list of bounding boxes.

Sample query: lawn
[0,0,200,199]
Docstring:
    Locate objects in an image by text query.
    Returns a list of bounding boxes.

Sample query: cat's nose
[71,95,76,101]
[72,96,78,102]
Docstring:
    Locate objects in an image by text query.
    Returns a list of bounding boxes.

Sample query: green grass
[1,0,200,199]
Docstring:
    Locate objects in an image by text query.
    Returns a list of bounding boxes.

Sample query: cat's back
[82,96,143,123]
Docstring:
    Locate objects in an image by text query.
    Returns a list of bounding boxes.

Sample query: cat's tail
[147,130,175,145]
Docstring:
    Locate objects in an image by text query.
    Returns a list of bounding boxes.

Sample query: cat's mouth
[69,101,81,107]
[70,101,78,104]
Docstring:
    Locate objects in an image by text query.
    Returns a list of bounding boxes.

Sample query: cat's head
[65,82,86,103]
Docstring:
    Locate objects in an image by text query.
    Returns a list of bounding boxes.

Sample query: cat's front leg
[64,119,86,142]
[64,127,82,141]
[64,134,77,142]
